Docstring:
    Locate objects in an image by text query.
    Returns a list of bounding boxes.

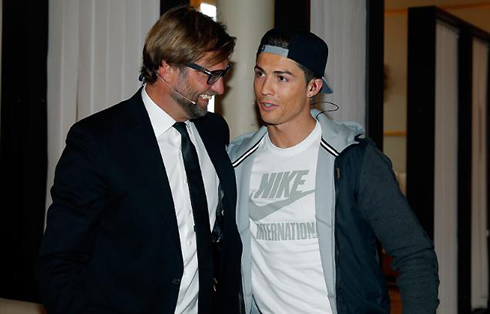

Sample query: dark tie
[173,122,214,313]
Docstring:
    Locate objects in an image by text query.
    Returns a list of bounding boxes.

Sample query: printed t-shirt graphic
[248,122,333,314]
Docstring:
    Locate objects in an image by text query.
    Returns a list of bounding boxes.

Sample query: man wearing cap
[228,28,439,313]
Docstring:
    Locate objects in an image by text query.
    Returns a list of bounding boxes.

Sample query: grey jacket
[227,109,439,314]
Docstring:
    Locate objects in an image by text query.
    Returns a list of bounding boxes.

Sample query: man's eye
[255,71,265,77]
[278,75,288,82]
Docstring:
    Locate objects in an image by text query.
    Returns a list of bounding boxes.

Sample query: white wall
[433,22,459,314]
[217,0,274,140]
[471,38,489,310]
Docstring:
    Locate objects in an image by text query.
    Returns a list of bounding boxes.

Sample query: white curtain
[46,0,159,210]
[434,21,459,314]
[471,37,489,310]
[310,0,366,127]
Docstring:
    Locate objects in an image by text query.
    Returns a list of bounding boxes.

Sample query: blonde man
[37,6,242,314]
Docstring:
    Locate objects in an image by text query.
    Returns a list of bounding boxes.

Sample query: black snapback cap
[257,28,333,94]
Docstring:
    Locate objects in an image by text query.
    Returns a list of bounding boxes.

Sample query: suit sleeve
[37,123,108,314]
[357,143,439,313]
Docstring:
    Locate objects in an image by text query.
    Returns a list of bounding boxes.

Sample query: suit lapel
[194,118,236,209]
[124,90,182,255]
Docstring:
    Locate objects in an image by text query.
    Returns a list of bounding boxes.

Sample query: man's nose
[210,77,225,95]
[260,77,274,96]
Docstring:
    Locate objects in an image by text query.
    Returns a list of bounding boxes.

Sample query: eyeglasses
[186,63,231,85]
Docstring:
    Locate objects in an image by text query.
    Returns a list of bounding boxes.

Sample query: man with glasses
[37,5,243,314]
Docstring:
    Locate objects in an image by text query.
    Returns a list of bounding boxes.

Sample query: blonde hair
[140,5,236,83]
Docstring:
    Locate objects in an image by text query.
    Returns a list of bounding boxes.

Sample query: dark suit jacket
[37,90,243,314]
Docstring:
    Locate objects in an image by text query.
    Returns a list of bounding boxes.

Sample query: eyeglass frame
[186,63,231,85]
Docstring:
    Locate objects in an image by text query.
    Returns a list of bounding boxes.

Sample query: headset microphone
[157,74,196,105]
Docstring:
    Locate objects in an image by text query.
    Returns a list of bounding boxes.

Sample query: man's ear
[158,60,174,81]
[307,78,324,98]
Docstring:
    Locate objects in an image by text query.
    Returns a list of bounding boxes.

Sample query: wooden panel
[275,0,310,31]
[161,0,190,15]
[366,0,385,149]
[407,6,436,238]
[0,0,48,303]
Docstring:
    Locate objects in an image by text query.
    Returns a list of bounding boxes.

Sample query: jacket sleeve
[357,142,439,313]
[36,123,108,314]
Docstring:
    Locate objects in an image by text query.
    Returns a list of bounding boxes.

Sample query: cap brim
[320,77,333,94]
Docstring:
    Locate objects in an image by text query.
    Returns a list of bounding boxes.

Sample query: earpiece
[308,86,316,98]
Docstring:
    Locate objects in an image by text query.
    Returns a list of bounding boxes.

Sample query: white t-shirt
[249,122,333,314]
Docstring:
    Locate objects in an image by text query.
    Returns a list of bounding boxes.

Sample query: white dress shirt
[142,87,219,314]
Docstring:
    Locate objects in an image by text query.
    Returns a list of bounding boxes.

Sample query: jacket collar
[230,109,364,166]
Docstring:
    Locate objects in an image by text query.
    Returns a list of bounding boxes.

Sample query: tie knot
[173,122,188,137]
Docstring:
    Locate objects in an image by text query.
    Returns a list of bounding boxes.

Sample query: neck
[267,115,316,148]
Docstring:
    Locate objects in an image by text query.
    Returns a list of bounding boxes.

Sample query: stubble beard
[173,94,208,120]
[172,72,208,120]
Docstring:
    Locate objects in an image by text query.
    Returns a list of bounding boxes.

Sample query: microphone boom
[157,74,197,105]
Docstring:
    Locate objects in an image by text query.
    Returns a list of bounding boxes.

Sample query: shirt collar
[141,85,178,138]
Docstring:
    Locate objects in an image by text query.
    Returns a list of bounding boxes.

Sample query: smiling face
[254,52,314,131]
[172,55,228,119]
[152,51,229,121]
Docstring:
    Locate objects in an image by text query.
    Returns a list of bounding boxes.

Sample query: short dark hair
[140,5,236,84]
[257,31,318,85]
